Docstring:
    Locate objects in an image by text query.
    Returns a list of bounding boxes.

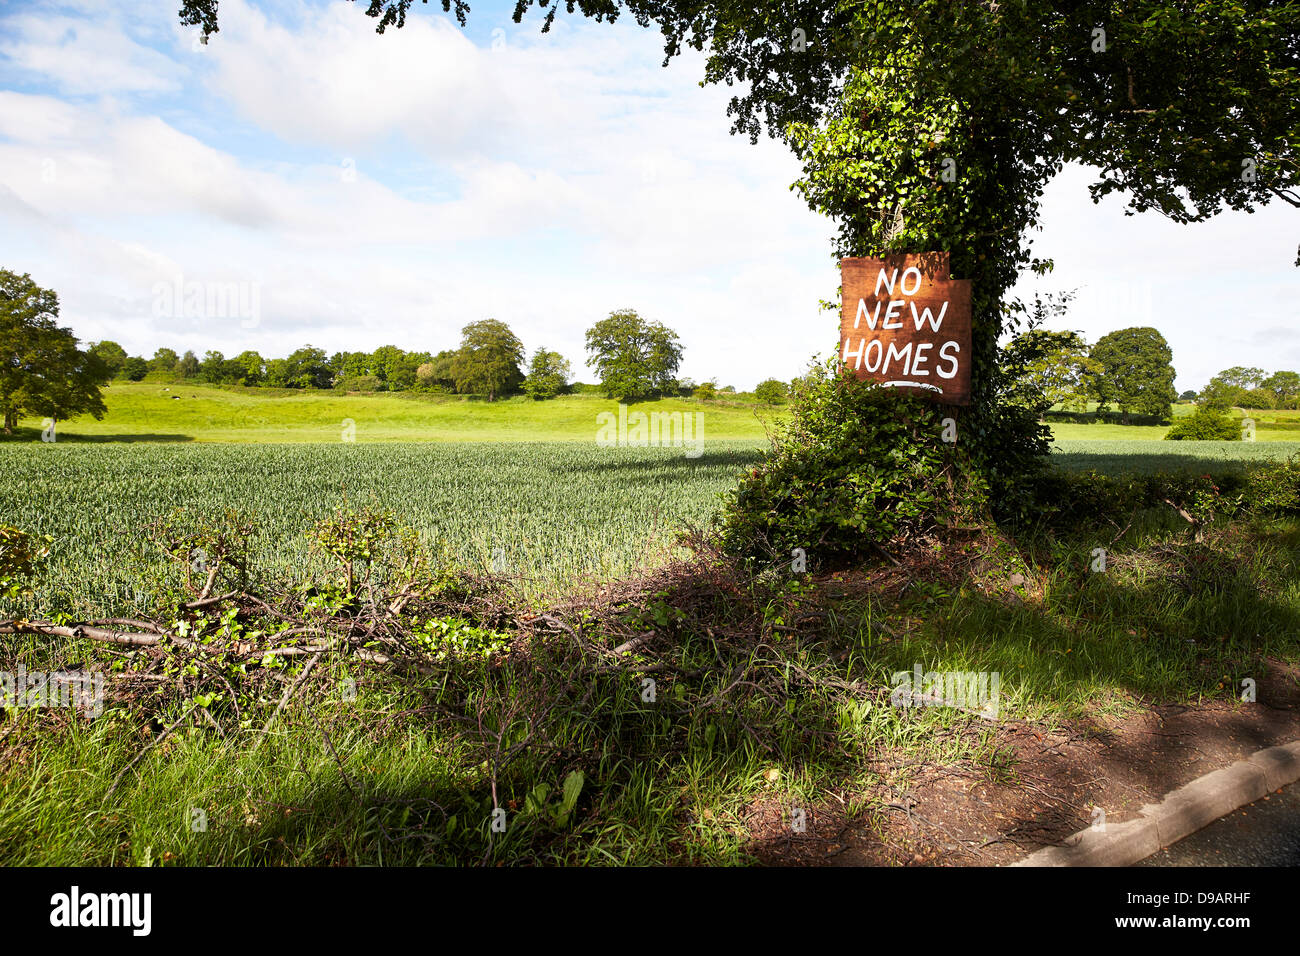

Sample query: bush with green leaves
[1245,454,1300,516]
[1164,405,1241,441]
[0,524,50,600]
[718,365,988,565]
[753,378,789,405]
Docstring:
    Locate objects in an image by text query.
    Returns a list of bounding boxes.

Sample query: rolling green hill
[10,382,781,443]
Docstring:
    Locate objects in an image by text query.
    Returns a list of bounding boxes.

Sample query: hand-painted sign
[839,252,972,405]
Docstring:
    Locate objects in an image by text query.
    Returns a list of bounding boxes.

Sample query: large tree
[585,309,682,401]
[1090,326,1177,422]
[449,320,525,401]
[1,270,110,433]
[1003,329,1096,419]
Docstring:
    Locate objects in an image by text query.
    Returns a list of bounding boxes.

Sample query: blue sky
[0,0,1295,390]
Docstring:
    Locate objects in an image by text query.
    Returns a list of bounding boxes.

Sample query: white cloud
[0,7,184,95]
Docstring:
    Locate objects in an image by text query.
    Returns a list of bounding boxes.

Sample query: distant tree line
[1196,366,1300,411]
[84,306,800,406]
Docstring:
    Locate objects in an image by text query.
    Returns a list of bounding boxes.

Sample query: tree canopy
[523,347,572,400]
[1090,326,1176,422]
[1,270,110,434]
[449,319,525,401]
[585,309,683,401]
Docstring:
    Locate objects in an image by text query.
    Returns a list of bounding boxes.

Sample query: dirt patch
[743,658,1300,866]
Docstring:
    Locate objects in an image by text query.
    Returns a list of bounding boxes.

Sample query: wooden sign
[839,252,972,405]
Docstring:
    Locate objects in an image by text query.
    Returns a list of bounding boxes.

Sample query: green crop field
[0,441,765,619]
[5,385,1297,621]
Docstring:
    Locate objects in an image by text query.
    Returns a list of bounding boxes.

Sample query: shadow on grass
[0,429,195,443]
[561,448,763,473]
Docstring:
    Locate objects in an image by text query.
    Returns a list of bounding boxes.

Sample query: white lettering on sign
[937,341,960,379]
[910,300,947,332]
[840,254,971,403]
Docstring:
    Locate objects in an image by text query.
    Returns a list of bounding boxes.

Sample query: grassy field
[1051,439,1300,473]
[0,441,765,619]
[4,391,1300,866]
[5,386,1297,619]
[1048,403,1300,442]
[9,382,779,443]
[9,383,1298,446]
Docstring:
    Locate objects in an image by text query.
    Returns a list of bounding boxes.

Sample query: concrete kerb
[1009,740,1300,867]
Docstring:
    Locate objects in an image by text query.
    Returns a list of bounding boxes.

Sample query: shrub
[1245,454,1300,516]
[1028,469,1244,528]
[0,525,50,600]
[718,366,988,565]
[337,374,382,393]
[1164,405,1241,441]
[753,378,789,405]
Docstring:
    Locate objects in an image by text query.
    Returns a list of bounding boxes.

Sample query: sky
[0,0,1294,391]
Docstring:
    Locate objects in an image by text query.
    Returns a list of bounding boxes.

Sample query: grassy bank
[9,382,780,443]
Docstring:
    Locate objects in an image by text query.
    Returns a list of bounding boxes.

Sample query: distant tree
[424,350,459,391]
[1178,390,1198,402]
[284,346,332,389]
[200,350,230,384]
[371,345,420,391]
[692,379,718,400]
[1215,366,1267,390]
[263,358,290,388]
[1089,327,1176,424]
[753,378,789,405]
[415,351,458,392]
[0,270,110,433]
[523,348,572,400]
[122,356,149,381]
[449,320,524,401]
[585,309,682,401]
[1262,370,1300,409]
[232,350,264,386]
[89,340,128,378]
[1244,387,1276,410]
[1002,328,1096,418]
[338,373,381,392]
[1199,375,1250,410]
[151,347,179,374]
[178,350,200,379]
[330,351,372,385]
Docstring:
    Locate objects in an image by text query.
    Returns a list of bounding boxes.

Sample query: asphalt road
[1136,782,1300,866]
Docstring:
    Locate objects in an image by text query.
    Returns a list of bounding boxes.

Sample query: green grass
[5,512,1298,866]
[1048,404,1300,442]
[1051,439,1300,473]
[9,382,781,443]
[4,389,1300,866]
